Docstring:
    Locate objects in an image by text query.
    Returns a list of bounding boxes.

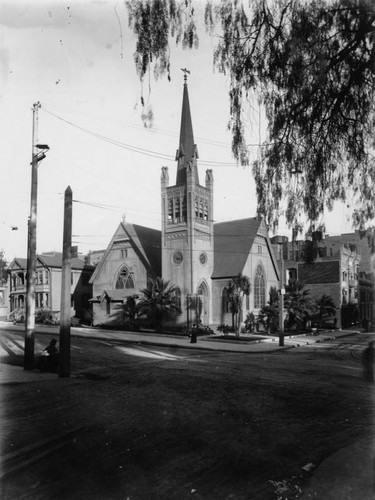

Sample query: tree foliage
[0,250,7,286]
[284,279,314,329]
[314,294,336,328]
[137,276,182,330]
[226,272,251,337]
[126,0,375,231]
[258,286,279,333]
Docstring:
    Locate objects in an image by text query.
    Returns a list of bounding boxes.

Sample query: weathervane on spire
[181,67,190,84]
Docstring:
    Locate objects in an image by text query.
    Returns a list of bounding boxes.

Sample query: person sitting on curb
[37,339,59,373]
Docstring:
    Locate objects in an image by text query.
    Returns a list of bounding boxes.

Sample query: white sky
[0,0,355,262]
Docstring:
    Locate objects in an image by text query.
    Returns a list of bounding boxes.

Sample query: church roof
[122,223,161,277]
[89,222,161,284]
[212,217,263,278]
[175,82,199,185]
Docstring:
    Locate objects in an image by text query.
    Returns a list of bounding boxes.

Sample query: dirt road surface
[1,331,373,499]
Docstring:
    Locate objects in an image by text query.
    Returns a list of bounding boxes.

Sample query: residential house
[271,234,362,328]
[8,252,94,323]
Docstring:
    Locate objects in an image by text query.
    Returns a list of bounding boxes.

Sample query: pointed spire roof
[175,80,199,185]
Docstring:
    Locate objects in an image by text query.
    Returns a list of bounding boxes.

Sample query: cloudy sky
[0,0,353,261]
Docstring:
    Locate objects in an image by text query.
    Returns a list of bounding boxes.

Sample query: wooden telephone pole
[24,102,40,370]
[59,186,72,378]
[24,103,49,370]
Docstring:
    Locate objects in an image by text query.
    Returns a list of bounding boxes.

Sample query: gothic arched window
[115,266,134,290]
[254,264,266,309]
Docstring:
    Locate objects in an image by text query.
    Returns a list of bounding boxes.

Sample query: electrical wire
[40,106,254,167]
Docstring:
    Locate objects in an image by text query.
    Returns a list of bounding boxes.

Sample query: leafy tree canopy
[126,0,375,232]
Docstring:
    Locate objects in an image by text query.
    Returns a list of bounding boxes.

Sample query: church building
[89,78,280,328]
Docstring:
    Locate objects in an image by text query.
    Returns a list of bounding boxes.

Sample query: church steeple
[175,71,199,185]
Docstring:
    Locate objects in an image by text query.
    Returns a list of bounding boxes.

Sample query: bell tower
[161,72,214,325]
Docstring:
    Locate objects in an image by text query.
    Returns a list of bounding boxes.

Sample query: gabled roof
[8,258,27,270]
[89,222,161,284]
[8,254,88,271]
[37,253,87,270]
[122,223,161,277]
[298,261,340,284]
[212,217,263,279]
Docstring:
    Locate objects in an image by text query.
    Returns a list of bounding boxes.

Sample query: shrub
[35,308,55,325]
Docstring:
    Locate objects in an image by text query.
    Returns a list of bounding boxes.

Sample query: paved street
[0,324,374,500]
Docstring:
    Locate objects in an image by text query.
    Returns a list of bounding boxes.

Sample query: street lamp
[24,101,49,370]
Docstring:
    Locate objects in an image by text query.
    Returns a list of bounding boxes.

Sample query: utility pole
[24,102,40,370]
[24,103,49,370]
[59,186,72,378]
[279,244,285,347]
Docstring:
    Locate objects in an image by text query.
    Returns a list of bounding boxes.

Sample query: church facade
[90,80,280,328]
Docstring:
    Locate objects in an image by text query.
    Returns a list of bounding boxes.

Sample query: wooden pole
[59,186,72,378]
[279,249,285,347]
[24,102,40,370]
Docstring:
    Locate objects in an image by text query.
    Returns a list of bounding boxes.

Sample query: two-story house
[8,252,94,323]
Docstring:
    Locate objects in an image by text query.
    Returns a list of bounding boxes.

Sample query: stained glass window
[115,267,134,289]
[254,265,266,309]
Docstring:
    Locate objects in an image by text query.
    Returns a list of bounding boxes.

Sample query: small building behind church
[89,79,279,329]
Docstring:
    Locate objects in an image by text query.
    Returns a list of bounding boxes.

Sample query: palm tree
[226,273,251,338]
[284,280,314,330]
[258,286,279,334]
[137,277,182,331]
[314,294,336,328]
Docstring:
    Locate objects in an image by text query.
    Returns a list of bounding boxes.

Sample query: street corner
[0,363,58,384]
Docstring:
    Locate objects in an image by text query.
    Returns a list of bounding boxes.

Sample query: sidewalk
[0,320,363,361]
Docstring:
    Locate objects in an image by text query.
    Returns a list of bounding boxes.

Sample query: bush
[70,316,81,327]
[35,308,55,325]
[244,312,256,332]
[217,324,235,334]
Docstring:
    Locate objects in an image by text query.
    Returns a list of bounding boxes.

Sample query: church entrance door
[197,282,209,325]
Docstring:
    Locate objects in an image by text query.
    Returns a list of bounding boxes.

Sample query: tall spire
[175,70,199,185]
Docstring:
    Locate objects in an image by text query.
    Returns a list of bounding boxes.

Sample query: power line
[41,106,250,167]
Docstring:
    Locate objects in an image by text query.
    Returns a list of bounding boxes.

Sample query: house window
[39,271,43,284]
[45,270,49,284]
[254,265,266,309]
[115,266,134,289]
[45,293,49,308]
[288,268,297,282]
